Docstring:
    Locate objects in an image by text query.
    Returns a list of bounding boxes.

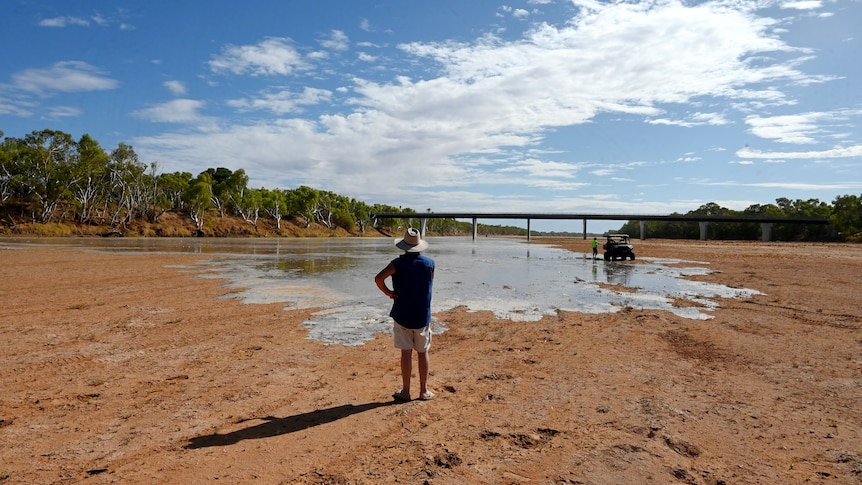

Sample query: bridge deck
[371,212,829,224]
[371,212,829,242]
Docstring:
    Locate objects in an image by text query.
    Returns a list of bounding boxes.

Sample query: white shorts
[393,322,432,352]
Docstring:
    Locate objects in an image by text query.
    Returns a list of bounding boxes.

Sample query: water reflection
[268,255,358,275]
[1,237,762,346]
[603,260,635,286]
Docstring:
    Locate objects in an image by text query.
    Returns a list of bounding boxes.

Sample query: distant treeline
[616,200,859,242]
[1,129,860,241]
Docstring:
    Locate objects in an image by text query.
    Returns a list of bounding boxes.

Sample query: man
[592,237,599,260]
[375,228,436,402]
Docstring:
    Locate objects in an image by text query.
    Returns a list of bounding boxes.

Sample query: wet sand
[0,239,860,484]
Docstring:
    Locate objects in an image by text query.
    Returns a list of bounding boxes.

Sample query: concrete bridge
[371,212,830,241]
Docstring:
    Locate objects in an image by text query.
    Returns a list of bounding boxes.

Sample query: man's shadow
[184,401,397,449]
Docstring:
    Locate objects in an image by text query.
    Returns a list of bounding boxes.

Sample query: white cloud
[780,1,823,10]
[306,50,329,61]
[746,110,862,144]
[39,16,89,27]
[164,80,187,96]
[91,14,109,26]
[0,96,35,117]
[209,37,310,76]
[737,144,862,159]
[227,87,333,114]
[746,112,824,143]
[132,99,207,123]
[499,158,585,178]
[12,61,118,94]
[43,106,81,119]
[38,13,127,29]
[649,112,730,127]
[705,181,862,190]
[320,30,350,51]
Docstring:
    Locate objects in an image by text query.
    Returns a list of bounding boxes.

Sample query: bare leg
[418,351,430,396]
[400,349,413,398]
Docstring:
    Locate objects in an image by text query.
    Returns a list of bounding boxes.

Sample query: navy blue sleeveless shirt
[389,253,435,329]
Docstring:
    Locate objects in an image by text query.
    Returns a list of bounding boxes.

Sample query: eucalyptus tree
[348,198,370,232]
[221,169,260,224]
[19,129,79,222]
[308,190,356,230]
[204,167,247,218]
[141,162,173,222]
[157,171,192,213]
[72,134,110,223]
[774,197,831,241]
[831,194,861,238]
[183,172,214,232]
[690,202,734,239]
[369,203,403,229]
[326,193,355,231]
[286,185,319,227]
[740,203,784,240]
[234,186,262,226]
[0,135,23,204]
[434,217,460,235]
[107,143,148,226]
[260,188,287,229]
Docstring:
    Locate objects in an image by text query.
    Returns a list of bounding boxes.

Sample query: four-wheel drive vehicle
[603,234,635,261]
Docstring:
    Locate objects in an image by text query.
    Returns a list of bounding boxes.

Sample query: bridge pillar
[639,221,647,240]
[527,219,531,241]
[699,221,709,240]
[472,218,478,240]
[761,223,773,242]
[420,218,427,237]
[583,219,587,239]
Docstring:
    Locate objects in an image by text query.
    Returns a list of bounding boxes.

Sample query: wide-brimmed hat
[395,227,428,252]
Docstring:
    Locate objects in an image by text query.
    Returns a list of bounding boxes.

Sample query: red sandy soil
[0,238,860,484]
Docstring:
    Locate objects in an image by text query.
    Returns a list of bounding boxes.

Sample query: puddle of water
[1,237,762,346]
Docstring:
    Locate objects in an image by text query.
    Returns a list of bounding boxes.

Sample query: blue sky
[2,0,861,232]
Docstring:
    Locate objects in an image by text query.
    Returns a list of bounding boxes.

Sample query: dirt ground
[0,238,860,485]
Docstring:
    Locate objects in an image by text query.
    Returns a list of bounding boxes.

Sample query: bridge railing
[370,212,829,242]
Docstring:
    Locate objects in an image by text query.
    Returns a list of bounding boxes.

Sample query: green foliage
[616,199,842,242]
[72,134,111,223]
[183,172,214,230]
[288,185,319,227]
[20,129,79,222]
[831,194,862,238]
[158,171,192,212]
[260,188,287,228]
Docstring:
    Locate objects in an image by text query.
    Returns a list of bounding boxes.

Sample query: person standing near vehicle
[592,237,599,260]
[375,228,436,401]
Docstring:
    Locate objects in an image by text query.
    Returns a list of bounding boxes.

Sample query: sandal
[419,391,437,401]
[392,390,411,402]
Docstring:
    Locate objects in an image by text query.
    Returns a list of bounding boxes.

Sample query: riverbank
[1,238,860,484]
[0,211,387,238]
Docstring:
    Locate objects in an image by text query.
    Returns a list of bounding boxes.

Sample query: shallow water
[1,237,761,346]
